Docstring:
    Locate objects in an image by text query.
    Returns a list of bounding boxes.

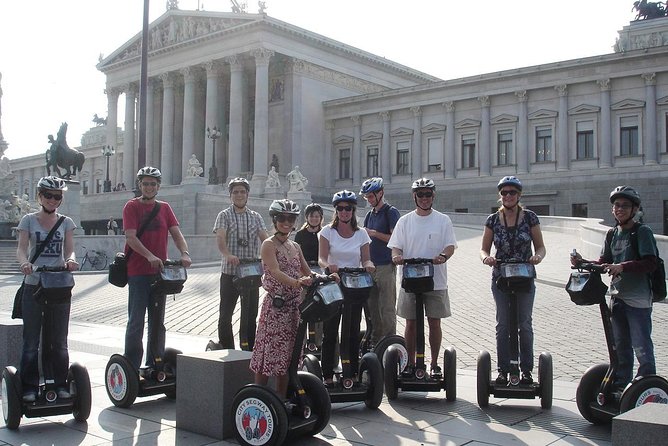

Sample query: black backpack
[606,223,666,302]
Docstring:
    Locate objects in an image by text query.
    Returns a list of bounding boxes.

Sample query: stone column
[204,61,221,183]
[642,72,658,165]
[410,107,422,179]
[597,79,612,168]
[352,115,361,185]
[123,84,137,188]
[145,78,155,166]
[555,85,569,171]
[250,48,274,195]
[380,111,391,181]
[443,101,455,179]
[478,96,491,176]
[181,67,197,182]
[515,91,528,174]
[160,73,176,185]
[325,120,335,189]
[105,87,120,166]
[227,55,244,180]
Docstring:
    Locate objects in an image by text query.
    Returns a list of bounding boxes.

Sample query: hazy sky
[0,0,638,160]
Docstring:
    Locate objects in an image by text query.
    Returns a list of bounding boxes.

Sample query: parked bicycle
[80,247,108,271]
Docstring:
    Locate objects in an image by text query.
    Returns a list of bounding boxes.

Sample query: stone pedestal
[250,174,267,197]
[176,349,254,440]
[60,181,84,235]
[263,187,284,199]
[0,316,23,371]
[180,177,206,235]
[287,190,312,204]
[612,403,668,445]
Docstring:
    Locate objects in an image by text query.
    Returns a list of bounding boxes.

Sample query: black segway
[105,260,187,408]
[567,257,668,424]
[477,260,553,409]
[206,258,263,351]
[383,259,457,401]
[303,261,324,358]
[1,266,91,430]
[302,267,384,409]
[231,275,342,446]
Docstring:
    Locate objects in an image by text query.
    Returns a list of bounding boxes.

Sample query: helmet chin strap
[414,197,432,211]
[41,205,56,214]
[616,212,636,227]
[274,227,293,237]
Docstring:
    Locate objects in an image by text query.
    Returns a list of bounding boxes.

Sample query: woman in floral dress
[250,199,313,398]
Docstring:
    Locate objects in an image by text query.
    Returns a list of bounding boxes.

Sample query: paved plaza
[0,226,666,445]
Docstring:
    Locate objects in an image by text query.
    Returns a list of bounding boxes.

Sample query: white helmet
[38,176,68,191]
[269,199,300,217]
[136,166,162,180]
[411,178,435,191]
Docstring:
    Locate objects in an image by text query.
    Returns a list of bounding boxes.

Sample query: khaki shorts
[397,288,451,319]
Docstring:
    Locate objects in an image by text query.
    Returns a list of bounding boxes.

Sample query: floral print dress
[250,248,303,376]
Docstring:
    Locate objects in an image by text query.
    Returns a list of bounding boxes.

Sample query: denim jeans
[20,283,71,390]
[218,273,259,351]
[491,280,535,373]
[124,275,166,369]
[611,298,655,386]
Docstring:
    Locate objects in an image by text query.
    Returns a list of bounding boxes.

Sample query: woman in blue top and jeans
[480,176,546,386]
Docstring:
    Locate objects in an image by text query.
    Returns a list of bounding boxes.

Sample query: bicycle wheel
[92,253,108,270]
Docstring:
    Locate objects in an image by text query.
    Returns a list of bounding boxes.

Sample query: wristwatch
[181,251,190,256]
[439,253,448,261]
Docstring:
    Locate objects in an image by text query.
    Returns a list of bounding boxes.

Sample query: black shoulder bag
[108,202,161,287]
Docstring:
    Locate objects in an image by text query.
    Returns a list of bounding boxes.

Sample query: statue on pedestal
[287,165,308,192]
[45,123,85,179]
[186,154,204,177]
[265,166,281,189]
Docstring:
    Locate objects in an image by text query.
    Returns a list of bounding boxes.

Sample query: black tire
[206,340,222,351]
[162,347,182,399]
[231,384,289,446]
[383,346,400,400]
[538,352,553,409]
[443,346,457,402]
[301,354,323,380]
[576,363,613,424]
[2,366,22,430]
[69,363,92,421]
[297,371,331,435]
[92,253,108,270]
[105,354,139,408]
[359,352,384,409]
[476,351,491,408]
[619,375,668,413]
[373,335,407,372]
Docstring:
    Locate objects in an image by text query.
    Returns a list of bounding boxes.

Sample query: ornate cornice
[642,72,657,85]
[597,79,611,91]
[554,85,568,97]
[289,58,384,95]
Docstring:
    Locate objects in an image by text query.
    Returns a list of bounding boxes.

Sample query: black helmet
[332,190,357,206]
[411,178,435,191]
[228,177,250,193]
[38,176,68,191]
[609,186,641,206]
[360,177,383,194]
[269,199,300,217]
[304,203,323,216]
[497,176,522,191]
[136,166,162,180]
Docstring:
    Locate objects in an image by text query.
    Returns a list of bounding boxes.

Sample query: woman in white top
[318,190,375,384]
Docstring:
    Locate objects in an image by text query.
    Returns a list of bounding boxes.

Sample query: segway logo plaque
[107,364,127,401]
[636,388,668,407]
[236,398,274,444]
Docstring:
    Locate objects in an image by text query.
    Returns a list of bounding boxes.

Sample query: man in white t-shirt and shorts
[388,178,457,379]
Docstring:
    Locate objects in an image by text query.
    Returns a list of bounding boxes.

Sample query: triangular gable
[421,123,446,133]
[568,104,601,115]
[455,119,481,129]
[611,99,646,110]
[528,109,557,120]
[361,131,383,141]
[491,114,518,124]
[657,95,668,106]
[333,135,354,144]
[390,127,414,137]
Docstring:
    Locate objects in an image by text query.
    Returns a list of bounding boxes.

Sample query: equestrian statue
[45,122,85,179]
[633,1,667,20]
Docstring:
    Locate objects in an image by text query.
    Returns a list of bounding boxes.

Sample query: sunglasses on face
[275,214,297,223]
[415,191,433,198]
[612,203,632,210]
[42,192,63,201]
[336,205,353,212]
[500,190,519,196]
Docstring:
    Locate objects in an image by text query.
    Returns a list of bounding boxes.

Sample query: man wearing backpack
[571,186,660,390]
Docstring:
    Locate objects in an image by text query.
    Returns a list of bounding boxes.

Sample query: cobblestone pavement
[1,226,666,382]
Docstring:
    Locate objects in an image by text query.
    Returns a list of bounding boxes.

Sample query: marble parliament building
[5,6,668,237]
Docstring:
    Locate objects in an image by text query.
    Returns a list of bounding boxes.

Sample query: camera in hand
[238,238,249,247]
[272,295,285,308]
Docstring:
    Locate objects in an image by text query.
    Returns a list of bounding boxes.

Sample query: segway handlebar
[34,265,69,272]
[402,258,433,265]
[571,261,606,274]
[337,267,366,274]
[239,258,261,264]
[163,259,183,267]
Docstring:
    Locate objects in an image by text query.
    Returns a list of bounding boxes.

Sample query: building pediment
[611,99,646,110]
[455,119,481,129]
[568,104,601,115]
[334,135,353,144]
[491,114,518,124]
[361,131,382,141]
[390,127,414,137]
[657,95,668,105]
[528,109,557,120]
[421,123,446,133]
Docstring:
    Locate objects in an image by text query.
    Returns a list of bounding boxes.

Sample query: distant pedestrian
[107,216,118,235]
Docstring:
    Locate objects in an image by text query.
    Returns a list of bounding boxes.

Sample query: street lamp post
[102,145,115,192]
[207,126,222,185]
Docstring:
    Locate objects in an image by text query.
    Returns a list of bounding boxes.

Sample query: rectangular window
[572,203,588,218]
[427,137,443,172]
[461,134,476,168]
[455,208,469,213]
[576,121,595,159]
[96,179,102,194]
[620,117,639,156]
[339,148,350,179]
[535,126,552,162]
[497,130,513,165]
[82,180,89,195]
[396,147,409,175]
[366,146,379,177]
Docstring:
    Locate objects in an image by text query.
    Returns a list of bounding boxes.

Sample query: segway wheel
[443,346,457,401]
[1,366,22,430]
[476,351,491,408]
[297,371,331,435]
[359,352,384,409]
[538,352,553,409]
[619,375,668,414]
[163,348,182,399]
[205,340,222,351]
[69,363,92,421]
[373,335,408,373]
[105,354,139,408]
[231,384,288,446]
[576,363,613,424]
[383,346,401,400]
[301,354,323,380]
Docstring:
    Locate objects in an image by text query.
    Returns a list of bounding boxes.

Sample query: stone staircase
[0,240,19,274]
